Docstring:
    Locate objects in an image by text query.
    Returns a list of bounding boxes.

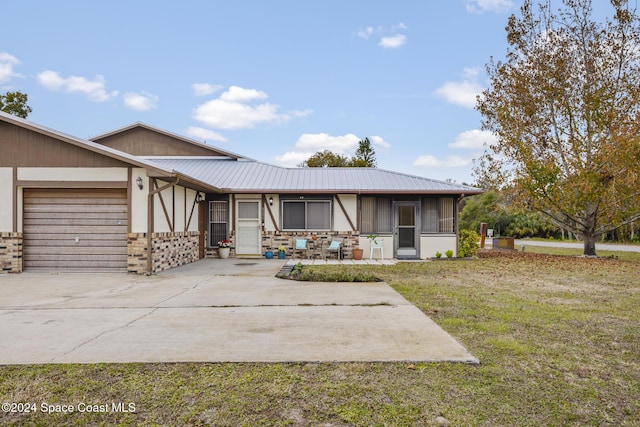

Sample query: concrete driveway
[0,259,477,364]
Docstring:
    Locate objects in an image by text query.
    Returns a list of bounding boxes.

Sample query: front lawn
[1,252,638,426]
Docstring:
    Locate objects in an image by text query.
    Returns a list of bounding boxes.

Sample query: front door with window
[236,200,261,255]
[394,201,420,259]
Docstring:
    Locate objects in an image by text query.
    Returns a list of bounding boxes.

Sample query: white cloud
[466,0,513,14]
[37,70,117,102]
[193,85,311,130]
[449,129,495,149]
[414,155,473,168]
[185,126,228,143]
[274,133,391,167]
[123,92,158,111]
[379,34,407,49]
[295,133,361,154]
[0,52,22,83]
[435,67,484,109]
[192,83,222,96]
[357,27,374,39]
[357,23,408,49]
[370,135,391,148]
[274,151,314,168]
[220,85,268,102]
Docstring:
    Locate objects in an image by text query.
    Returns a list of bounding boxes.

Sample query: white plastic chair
[369,238,384,260]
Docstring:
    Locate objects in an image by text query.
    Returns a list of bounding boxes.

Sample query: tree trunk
[583,233,597,256]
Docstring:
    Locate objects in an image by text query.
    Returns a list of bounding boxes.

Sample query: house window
[209,201,228,246]
[421,197,455,233]
[282,199,331,230]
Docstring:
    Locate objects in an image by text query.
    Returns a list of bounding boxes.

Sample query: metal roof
[145,157,484,194]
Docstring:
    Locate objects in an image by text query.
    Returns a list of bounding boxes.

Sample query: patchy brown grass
[1,252,639,426]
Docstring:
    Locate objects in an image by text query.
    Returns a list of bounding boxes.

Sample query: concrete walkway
[0,259,477,364]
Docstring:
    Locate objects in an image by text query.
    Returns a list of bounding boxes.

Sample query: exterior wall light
[269,197,273,206]
[195,193,204,203]
[136,176,143,190]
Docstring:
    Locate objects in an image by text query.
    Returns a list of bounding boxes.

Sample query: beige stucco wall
[17,167,128,181]
[130,169,148,233]
[150,178,200,233]
[358,234,394,260]
[185,188,199,232]
[0,168,13,232]
[153,179,174,233]
[334,194,357,232]
[421,234,458,258]
[264,194,279,232]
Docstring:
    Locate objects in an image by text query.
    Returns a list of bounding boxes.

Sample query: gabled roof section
[0,112,220,192]
[90,122,249,159]
[146,157,484,195]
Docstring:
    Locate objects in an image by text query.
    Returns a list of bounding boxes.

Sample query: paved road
[514,239,640,253]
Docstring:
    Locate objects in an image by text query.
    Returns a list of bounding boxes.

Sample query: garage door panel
[24,226,128,235]
[24,219,128,228]
[23,253,127,262]
[25,205,128,214]
[24,244,127,253]
[23,188,128,272]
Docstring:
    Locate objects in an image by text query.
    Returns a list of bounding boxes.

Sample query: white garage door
[23,188,128,272]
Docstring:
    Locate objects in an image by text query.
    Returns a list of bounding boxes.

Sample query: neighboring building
[0,112,483,274]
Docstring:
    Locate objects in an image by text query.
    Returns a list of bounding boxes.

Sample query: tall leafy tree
[300,137,377,168]
[476,0,640,256]
[352,137,377,167]
[299,149,351,167]
[0,91,32,118]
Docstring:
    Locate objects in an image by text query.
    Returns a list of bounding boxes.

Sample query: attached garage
[22,188,128,272]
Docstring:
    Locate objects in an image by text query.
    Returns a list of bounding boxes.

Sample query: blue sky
[1,0,518,184]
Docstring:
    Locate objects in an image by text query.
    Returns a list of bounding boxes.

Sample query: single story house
[0,111,483,274]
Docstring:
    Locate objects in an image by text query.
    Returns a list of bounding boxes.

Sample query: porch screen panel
[439,197,454,233]
[376,198,392,233]
[422,198,439,233]
[307,201,331,230]
[209,201,228,246]
[360,197,375,234]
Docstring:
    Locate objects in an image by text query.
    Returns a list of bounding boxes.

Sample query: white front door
[236,200,261,255]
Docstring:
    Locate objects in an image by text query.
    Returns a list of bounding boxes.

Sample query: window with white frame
[282,199,331,230]
[209,200,229,246]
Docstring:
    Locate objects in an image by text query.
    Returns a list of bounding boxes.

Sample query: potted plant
[352,246,364,260]
[278,246,287,259]
[217,239,231,259]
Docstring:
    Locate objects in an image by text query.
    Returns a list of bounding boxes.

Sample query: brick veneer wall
[262,231,360,259]
[128,231,199,274]
[0,232,23,273]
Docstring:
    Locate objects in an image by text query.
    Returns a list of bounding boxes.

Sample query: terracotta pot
[352,248,364,260]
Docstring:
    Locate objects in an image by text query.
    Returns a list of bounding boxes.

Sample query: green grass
[1,252,639,426]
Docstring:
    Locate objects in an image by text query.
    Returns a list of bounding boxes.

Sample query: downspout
[147,177,180,274]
